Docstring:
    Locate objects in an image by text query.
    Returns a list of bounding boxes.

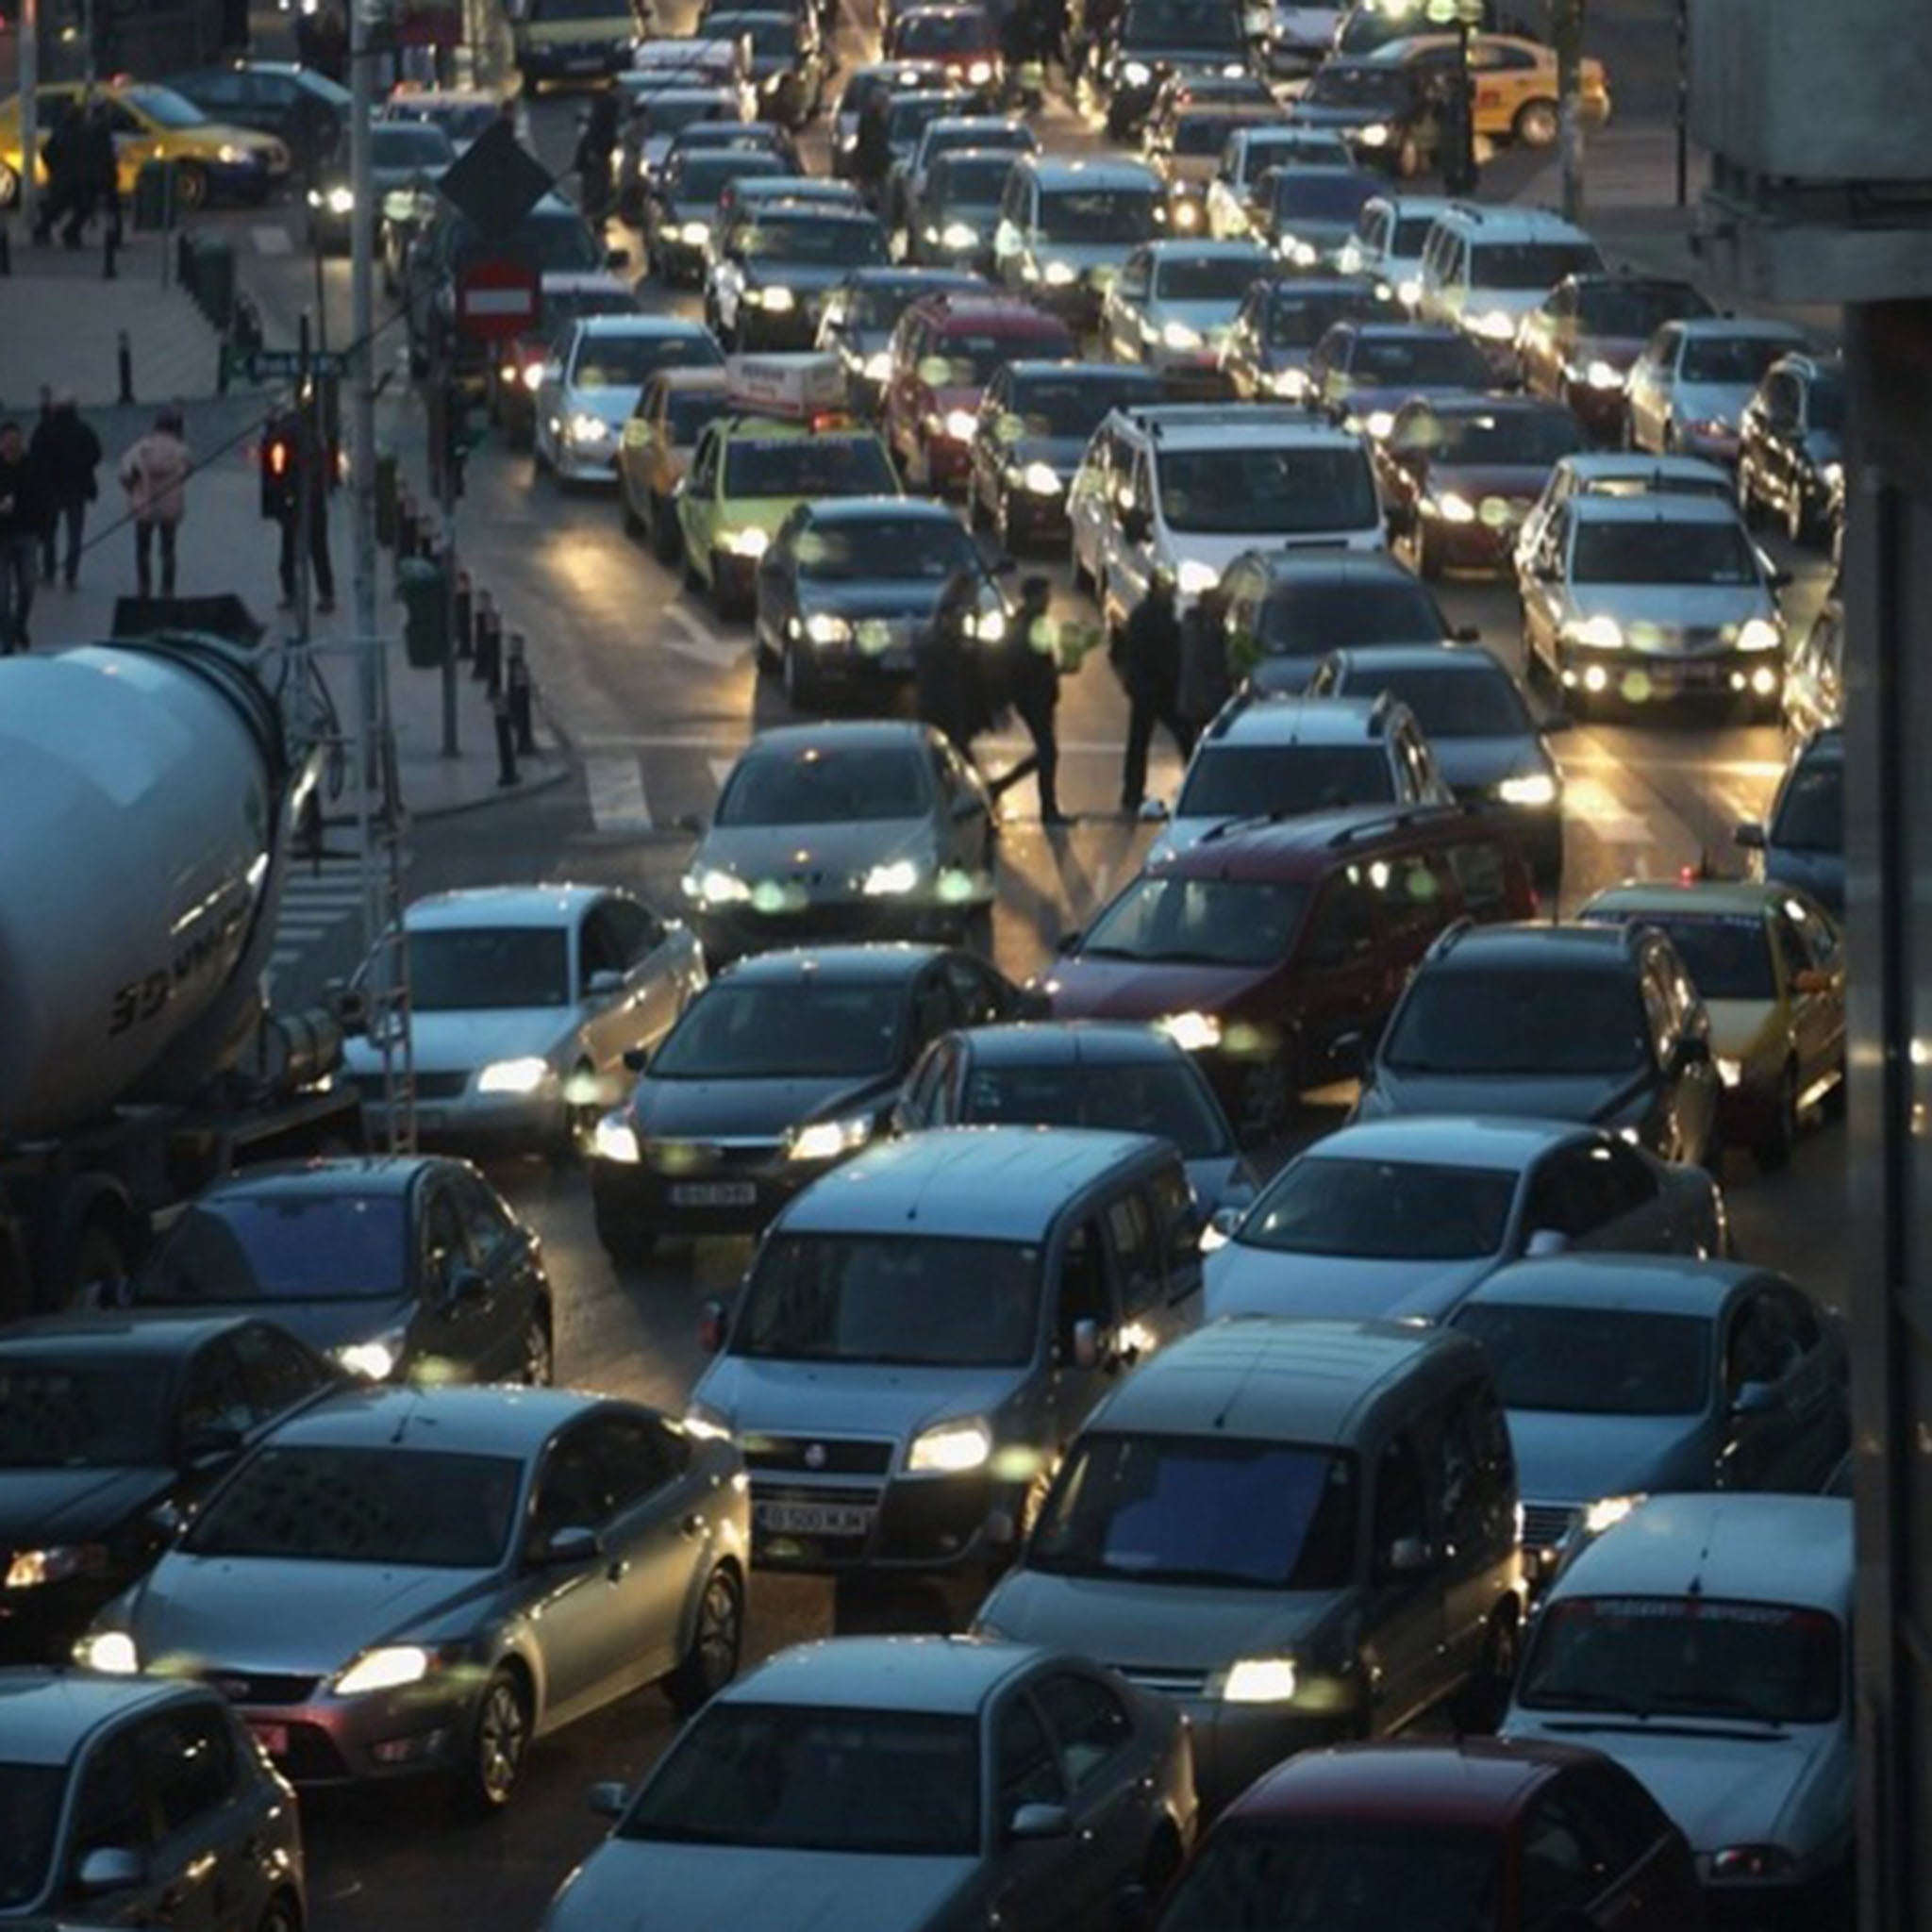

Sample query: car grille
[1113,1663,1210,1698]
[1521,1502,1577,1553]
[743,1434,896,1476]
[647,1138,783,1174]
[202,1670,321,1707]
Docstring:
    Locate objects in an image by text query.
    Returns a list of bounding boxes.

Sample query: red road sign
[455,258,541,342]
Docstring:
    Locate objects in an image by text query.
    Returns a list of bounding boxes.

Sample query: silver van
[975,1318,1524,1810]
[687,1126,1205,1612]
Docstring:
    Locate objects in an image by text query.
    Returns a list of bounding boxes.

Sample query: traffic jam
[0,0,1856,1925]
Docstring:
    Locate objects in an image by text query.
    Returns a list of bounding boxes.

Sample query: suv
[1736,350,1845,546]
[1037,802,1539,1140]
[1151,691,1450,859]
[1414,204,1604,367]
[993,155,1165,331]
[1355,921,1721,1166]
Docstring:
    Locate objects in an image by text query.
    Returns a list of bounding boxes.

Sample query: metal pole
[295,312,314,641]
[1674,0,1690,208]
[20,0,39,243]
[349,0,380,846]
[1556,0,1585,225]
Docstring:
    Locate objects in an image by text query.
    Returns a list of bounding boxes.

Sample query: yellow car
[0,81,289,210]
[1580,876,1845,1171]
[1380,33,1611,149]
[618,366,733,565]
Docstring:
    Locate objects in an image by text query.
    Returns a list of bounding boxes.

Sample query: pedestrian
[920,561,1001,757]
[855,89,893,209]
[0,420,46,652]
[118,407,191,599]
[1114,565,1195,815]
[1177,577,1234,736]
[80,100,123,252]
[268,407,338,615]
[33,107,86,247]
[29,392,103,591]
[1441,66,1477,195]
[988,575,1065,823]
[309,4,349,83]
[575,93,620,225]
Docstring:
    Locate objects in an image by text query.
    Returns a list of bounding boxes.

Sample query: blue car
[1739,724,1842,915]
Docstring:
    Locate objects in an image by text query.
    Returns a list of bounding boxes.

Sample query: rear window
[1470,240,1603,290]
[722,435,898,496]
[1177,742,1395,819]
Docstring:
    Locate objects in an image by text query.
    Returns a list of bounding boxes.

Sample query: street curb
[408,754,574,822]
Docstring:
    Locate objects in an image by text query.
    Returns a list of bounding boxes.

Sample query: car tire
[458,1666,533,1812]
[783,639,822,710]
[1512,98,1559,148]
[1451,1607,1519,1734]
[175,162,210,211]
[665,1564,744,1718]
[520,1306,554,1387]
[1756,1061,1800,1172]
[650,492,681,567]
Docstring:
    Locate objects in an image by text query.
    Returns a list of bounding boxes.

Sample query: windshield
[1005,375,1155,438]
[1157,253,1266,302]
[1177,742,1394,818]
[894,10,991,51]
[738,214,885,265]
[574,331,720,387]
[1427,408,1586,467]
[734,1234,1040,1366]
[1521,1595,1844,1725]
[1680,334,1791,384]
[1158,444,1378,534]
[1172,114,1243,156]
[1270,171,1377,224]
[371,125,452,169]
[1241,1155,1517,1259]
[1589,911,1773,1000]
[623,1706,978,1854]
[930,153,1015,204]
[1348,663,1530,737]
[1773,756,1841,853]
[1472,241,1601,291]
[1263,287,1376,348]
[1576,282,1709,337]
[185,1446,522,1568]
[717,742,930,822]
[391,99,497,140]
[1244,129,1348,173]
[653,982,908,1078]
[1452,1303,1710,1416]
[888,94,971,143]
[1031,1434,1355,1588]
[1307,63,1407,105]
[675,151,787,198]
[725,16,799,56]
[722,435,898,495]
[1161,1825,1501,1932]
[1040,187,1160,244]
[1121,0,1245,49]
[1350,333,1493,386]
[1569,518,1759,586]
[137,1195,408,1304]
[1391,212,1436,253]
[405,926,569,1010]
[795,516,972,582]
[958,1058,1230,1156]
[0,1764,62,1911]
[919,327,1062,388]
[1384,967,1647,1074]
[845,278,950,328]
[666,387,731,440]
[1258,577,1442,648]
[1082,876,1308,967]
[0,1357,170,1467]
[124,83,208,127]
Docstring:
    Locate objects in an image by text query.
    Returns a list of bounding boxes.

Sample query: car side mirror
[1207,1204,1245,1241]
[589,1780,632,1820]
[699,1296,729,1356]
[1524,1227,1569,1257]
[1731,1378,1780,1417]
[535,1524,603,1567]
[1141,795,1171,822]
[1008,1802,1073,1840]
[146,1498,185,1539]
[1381,1534,1433,1575]
[182,1424,245,1470]
[586,969,625,998]
[1674,1035,1711,1069]
[75,1848,146,1898]
[1120,506,1150,544]
[444,1263,490,1309]
[1070,1317,1104,1371]
[1735,821,1767,850]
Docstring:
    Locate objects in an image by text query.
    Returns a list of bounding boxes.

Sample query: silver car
[534,314,724,484]
[341,884,707,1153]
[1101,241,1274,386]
[545,1637,1198,1932]
[1623,316,1808,464]
[77,1387,750,1810]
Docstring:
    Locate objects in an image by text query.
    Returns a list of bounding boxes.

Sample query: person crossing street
[1114,567,1195,815]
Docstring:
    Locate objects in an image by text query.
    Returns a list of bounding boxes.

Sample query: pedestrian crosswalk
[268,857,370,977]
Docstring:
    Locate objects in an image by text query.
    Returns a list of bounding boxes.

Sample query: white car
[1100,239,1274,383]
[1204,123,1350,239]
[1513,449,1735,581]
[1334,191,1451,309]
[1624,315,1810,464]
[534,315,724,483]
[1506,1492,1854,1915]
[342,885,708,1153]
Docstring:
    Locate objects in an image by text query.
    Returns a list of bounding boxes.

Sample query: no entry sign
[455,258,541,342]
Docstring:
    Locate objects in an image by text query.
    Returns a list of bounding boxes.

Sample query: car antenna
[391,1390,428,1445]
[1210,1348,1266,1432]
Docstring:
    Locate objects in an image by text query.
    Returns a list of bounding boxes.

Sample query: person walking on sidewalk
[33,108,88,246]
[119,408,191,598]
[1114,566,1195,815]
[266,407,339,615]
[30,393,103,590]
[79,101,125,252]
[0,421,47,652]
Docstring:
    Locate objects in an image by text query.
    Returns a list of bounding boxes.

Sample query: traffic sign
[436,122,554,241]
[243,349,348,381]
[455,258,541,342]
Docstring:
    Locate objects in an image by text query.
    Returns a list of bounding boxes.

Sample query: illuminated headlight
[1222,1657,1298,1703]
[1469,308,1518,341]
[1157,1008,1223,1051]
[972,609,1007,641]
[334,1331,405,1381]
[1281,239,1319,267]
[1337,240,1366,273]
[864,349,894,381]
[1172,199,1200,229]
[683,1401,733,1439]
[218,143,247,163]
[1564,614,1624,650]
[747,285,795,311]
[1716,1055,1744,1090]
[1355,121,1391,147]
[1175,559,1219,598]
[1822,460,1844,491]
[805,611,854,645]
[1396,275,1422,307]
[478,1056,551,1094]
[942,408,978,441]
[1270,366,1309,401]
[1041,259,1077,286]
[1429,491,1477,524]
[1581,1493,1643,1537]
[966,58,993,83]
[334,1644,434,1696]
[679,219,711,245]
[521,362,545,391]
[1736,617,1781,652]
[1020,461,1062,494]
[1122,58,1152,85]
[722,526,771,558]
[591,1112,642,1163]
[941,221,979,250]
[1361,409,1394,440]
[1583,358,1623,389]
[683,866,753,905]
[861,858,923,896]
[76,1630,139,1674]
[325,184,355,214]
[1160,319,1203,350]
[5,1545,107,1590]
[1496,772,1558,808]
[568,413,613,446]
[907,1416,992,1474]
[1750,665,1778,696]
[787,1113,875,1161]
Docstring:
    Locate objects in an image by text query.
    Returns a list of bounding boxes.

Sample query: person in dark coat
[575,93,620,225]
[309,5,349,82]
[76,100,122,250]
[28,392,103,590]
[1177,578,1234,736]
[855,90,894,208]
[920,561,1000,757]
[1114,566,1194,814]
[0,420,47,652]
[987,576,1064,822]
[33,108,87,246]
[267,408,338,614]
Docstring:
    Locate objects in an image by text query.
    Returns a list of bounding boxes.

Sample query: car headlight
[1360,409,1394,440]
[1355,121,1391,147]
[941,221,979,250]
[941,408,978,441]
[521,362,545,391]
[1583,358,1623,389]
[326,185,355,214]
[683,1401,733,1439]
[1469,308,1518,341]
[477,1056,551,1094]
[1269,366,1309,400]
[1396,275,1422,308]
[683,866,753,905]
[218,143,247,163]
[5,1545,108,1590]
[1161,319,1203,350]
[804,611,854,645]
[568,413,612,446]
[1564,614,1624,650]
[1172,200,1201,232]
[591,1111,642,1163]
[966,58,993,83]
[1174,559,1219,598]
[861,858,922,896]
[1429,491,1477,524]
[334,1327,408,1382]
[907,1416,992,1474]
[1821,459,1844,491]
[787,1112,875,1161]
[864,349,895,381]
[334,1644,434,1696]
[76,1630,139,1674]
[1716,1054,1744,1089]
[1581,1493,1643,1537]
[1736,617,1781,652]
[1281,239,1319,268]
[680,219,710,245]
[1041,258,1077,286]
[308,187,323,207]
[1122,58,1152,85]
[1157,1009,1223,1052]
[722,526,771,558]
[1222,1657,1298,1703]
[747,285,796,311]
[1496,772,1558,808]
[1020,461,1062,494]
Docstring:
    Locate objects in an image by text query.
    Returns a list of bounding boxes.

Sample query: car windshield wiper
[1648,1690,1788,1728]
[1523,1685,1653,1717]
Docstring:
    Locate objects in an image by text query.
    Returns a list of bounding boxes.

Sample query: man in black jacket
[0,421,46,652]
[29,393,103,589]
[1115,567,1194,814]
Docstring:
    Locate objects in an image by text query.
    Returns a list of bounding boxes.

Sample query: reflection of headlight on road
[1716,1055,1743,1090]
[788,1113,874,1160]
[942,408,978,441]
[1175,559,1218,597]
[1122,58,1152,84]
[941,221,979,249]
[1584,358,1624,389]
[1469,308,1517,341]
[1222,1657,1298,1703]
[1737,617,1781,652]
[862,858,923,896]
[679,219,710,245]
[1161,319,1203,350]
[907,1416,992,1473]
[1041,259,1077,286]
[722,526,770,557]
[591,1112,642,1163]
[1564,614,1624,650]
[1020,461,1061,494]
[568,413,612,446]
[683,866,753,904]
[1430,491,1476,524]
[1497,772,1558,808]
[1355,121,1391,147]
[1157,1009,1223,1052]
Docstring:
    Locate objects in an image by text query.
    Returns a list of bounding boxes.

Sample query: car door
[1067,425,1119,582]
[1560,1762,1698,1930]
[450,1169,541,1379]
[1104,1176,1196,1353]
[932,735,994,877]
[1718,1283,1829,1491]
[1425,1376,1516,1677]
[1774,895,1846,1091]
[58,1722,165,1929]
[135,1702,259,1932]
[1044,1216,1121,1449]
[1288,872,1389,1079]
[1522,507,1573,667]
[1106,250,1152,362]
[409,1176,483,1374]
[1517,1777,1644,1930]
[1027,1670,1154,1929]
[1564,1140,1673,1254]
[985,1685,1077,1932]
[1359,1428,1446,1731]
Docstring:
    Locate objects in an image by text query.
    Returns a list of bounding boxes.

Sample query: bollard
[454,567,474,659]
[474,594,502,694]
[0,224,12,275]
[492,690,521,787]
[117,331,134,406]
[507,634,535,755]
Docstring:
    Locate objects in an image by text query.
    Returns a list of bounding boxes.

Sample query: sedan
[546,1638,1198,1932]
[1307,320,1496,442]
[125,1157,555,1389]
[166,58,350,171]
[78,1387,750,1809]
[905,147,1022,273]
[1452,1254,1849,1577]
[1736,350,1844,546]
[0,1315,337,1665]
[706,205,890,353]
[1215,274,1385,404]
[341,885,707,1156]
[305,116,451,252]
[1204,1117,1728,1324]
[815,265,988,412]
[1252,164,1380,271]
[1101,241,1274,391]
[533,314,724,486]
[1624,316,1809,463]
[643,146,791,288]
[1515,272,1715,441]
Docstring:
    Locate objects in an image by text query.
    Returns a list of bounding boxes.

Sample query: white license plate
[670,1181,757,1208]
[248,1723,289,1757]
[756,1499,874,1537]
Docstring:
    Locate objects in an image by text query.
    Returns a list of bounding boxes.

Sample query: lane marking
[664,604,750,670]
[585,754,654,833]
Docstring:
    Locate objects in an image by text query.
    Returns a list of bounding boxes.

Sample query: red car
[1035,802,1538,1141]
[882,291,1073,491]
[882,4,1002,91]
[1153,1739,1707,1932]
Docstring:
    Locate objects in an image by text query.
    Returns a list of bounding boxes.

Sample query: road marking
[1563,775,1656,848]
[1560,748,1790,780]
[664,604,749,671]
[585,754,655,832]
[253,224,293,256]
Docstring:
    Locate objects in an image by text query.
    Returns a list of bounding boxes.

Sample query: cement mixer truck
[0,635,366,1318]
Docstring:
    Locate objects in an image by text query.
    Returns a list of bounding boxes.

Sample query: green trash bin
[375,451,399,548]
[397,556,450,668]
[133,160,178,234]
[192,235,236,332]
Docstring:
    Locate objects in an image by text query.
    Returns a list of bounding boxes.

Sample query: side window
[1149,1163,1202,1284]
[142,1705,238,1840]
[178,1341,254,1444]
[1524,1149,1592,1241]
[1567,1765,1669,1877]
[1520,1789,1616,1923]
[68,1732,154,1876]
[231,1324,331,1424]
[689,429,718,492]
[1300,877,1379,970]
[1104,1189,1163,1319]
[1763,372,1800,427]
[910,969,958,1050]
[605,895,661,963]
[1377,852,1449,948]
[1599,1142,1661,1221]
[1057,1218,1111,1342]
[1726,1291,1803,1393]
[1373,1432,1429,1570]
[1032,1673,1132,1793]
[586,1412,684,1513]
[530,1426,609,1544]
[1445,839,1510,917]
[1638,963,1675,1064]
[455,1172,517,1261]
[1772,1286,1823,1357]
[422,1185,469,1294]
[579,906,625,988]
[996,1693,1064,1812]
[1439,1379,1514,1552]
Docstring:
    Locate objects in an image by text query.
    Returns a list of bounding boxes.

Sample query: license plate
[756,1499,874,1537]
[248,1723,289,1757]
[671,1181,757,1208]
[567,55,603,68]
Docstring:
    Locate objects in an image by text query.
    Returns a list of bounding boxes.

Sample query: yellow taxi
[0,81,290,209]
[618,366,733,564]
[1381,33,1611,148]
[1580,875,1845,1172]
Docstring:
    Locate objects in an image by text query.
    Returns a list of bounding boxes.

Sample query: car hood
[1290,102,1387,132]
[801,578,952,621]
[693,818,936,888]
[1358,1063,1651,1127]
[1032,241,1133,278]
[693,1356,1026,1441]
[1669,379,1757,428]
[1042,956,1271,1024]
[202,124,285,161]
[190,1294,417,1357]
[1005,432,1091,475]
[563,383,659,429]
[343,1008,569,1078]
[0,1466,175,1542]
[1206,1241,1500,1321]
[1566,582,1776,637]
[635,1070,898,1139]
[1433,735,1548,793]
[1149,297,1242,336]
[1507,1408,1711,1506]
[746,262,863,298]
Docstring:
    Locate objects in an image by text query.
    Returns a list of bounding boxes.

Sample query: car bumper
[1154,353,1231,398]
[591,1149,815,1241]
[690,888,989,960]
[748,1470,1022,1578]
[651,234,708,282]
[214,1679,480,1788]
[552,438,622,482]
[1557,648,1782,707]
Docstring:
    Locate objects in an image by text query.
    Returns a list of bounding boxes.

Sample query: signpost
[454,258,541,341]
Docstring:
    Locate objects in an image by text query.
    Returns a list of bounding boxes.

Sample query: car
[1307,643,1565,888]
[1101,0,1257,142]
[613,86,755,221]
[815,265,989,409]
[0,1316,338,1665]
[704,8,828,126]
[1332,190,1452,305]
[707,204,891,351]
[1737,727,1844,917]
[489,271,640,448]
[882,4,1003,92]
[1515,272,1716,441]
[534,314,724,484]
[1355,921,1723,1165]
[754,496,988,707]
[829,59,949,175]
[1204,1117,1729,1324]
[1505,1493,1853,1917]
[1257,0,1345,69]
[1149,691,1451,861]
[1623,315,1811,463]
[77,1387,750,1807]
[993,155,1166,332]
[618,366,733,560]
[905,146,1025,272]
[1144,102,1286,235]
[1516,492,1790,720]
[891,112,1035,241]
[1252,163,1382,270]
[1306,319,1496,441]
[165,58,350,170]
[1152,1738,1707,1932]
[676,411,903,618]
[1203,121,1352,239]
[1376,31,1611,150]
[676,724,999,956]
[977,1322,1524,1807]
[1285,57,1457,175]
[546,1638,1199,1932]
[126,1157,556,1389]
[1736,350,1845,545]
[1101,240,1274,390]
[304,115,451,251]
[1414,204,1605,368]
[893,1020,1257,1211]
[1375,391,1590,577]
[642,144,792,287]
[875,84,981,184]
[1580,876,1846,1168]
[1331,0,1503,58]
[381,83,510,151]
[1218,548,1470,695]
[1215,274,1387,402]
[708,171,866,254]
[1452,1255,1849,1578]
[340,885,708,1154]
[1782,591,1843,742]
[0,1670,305,1926]
[1036,803,1540,1140]
[638,115,801,215]
[511,0,645,82]
[1512,448,1736,577]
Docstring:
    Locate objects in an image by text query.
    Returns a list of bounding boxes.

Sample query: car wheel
[0,160,17,209]
[650,492,681,567]
[458,1666,532,1812]
[520,1307,554,1387]
[256,1892,303,1932]
[665,1564,744,1717]
[175,162,210,211]
[1756,1061,1800,1172]
[1512,98,1559,148]
[1451,1607,1519,1733]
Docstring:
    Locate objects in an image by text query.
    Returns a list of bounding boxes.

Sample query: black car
[306,117,453,252]
[817,265,989,413]
[1737,351,1844,547]
[643,146,791,287]
[125,1158,554,1390]
[589,944,1037,1257]
[969,358,1165,548]
[0,1313,338,1662]
[1101,0,1254,141]
[1738,725,1844,916]
[1253,163,1382,271]
[706,8,829,128]
[622,114,803,223]
[1218,274,1385,403]
[905,146,1021,273]
[1307,318,1498,437]
[1287,56,1446,173]
[1352,922,1723,1169]
[165,58,351,173]
[708,204,891,351]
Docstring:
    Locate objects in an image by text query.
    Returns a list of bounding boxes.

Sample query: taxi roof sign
[724,353,846,422]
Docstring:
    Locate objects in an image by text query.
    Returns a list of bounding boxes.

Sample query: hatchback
[533,314,724,484]
[1624,316,1810,463]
